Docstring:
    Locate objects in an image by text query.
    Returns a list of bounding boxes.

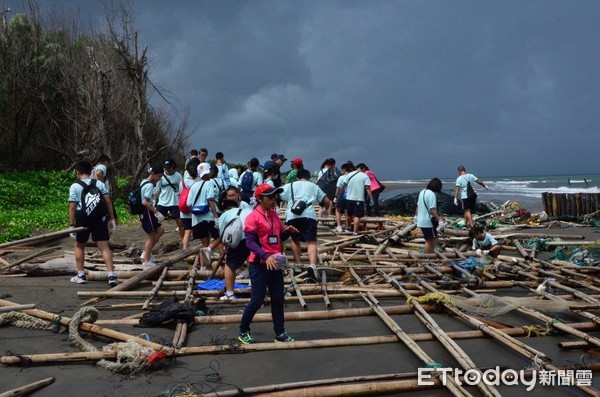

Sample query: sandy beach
[1,219,600,396]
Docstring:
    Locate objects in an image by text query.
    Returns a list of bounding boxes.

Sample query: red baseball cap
[254,183,283,199]
[292,157,303,166]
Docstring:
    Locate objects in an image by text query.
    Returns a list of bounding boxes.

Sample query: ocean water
[381,174,600,213]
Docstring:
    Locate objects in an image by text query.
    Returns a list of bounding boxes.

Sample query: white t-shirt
[280,180,327,221]
[416,189,437,228]
[345,171,371,201]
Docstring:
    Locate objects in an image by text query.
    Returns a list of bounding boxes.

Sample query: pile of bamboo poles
[2,218,600,395]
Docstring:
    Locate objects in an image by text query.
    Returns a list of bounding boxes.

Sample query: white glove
[69,226,77,239]
[453,198,459,206]
[333,197,338,204]
[413,216,418,224]
[368,199,375,207]
[483,250,490,255]
[436,221,447,233]
[484,186,489,190]
[214,217,220,228]
[476,249,482,256]
[108,219,116,233]
[155,212,165,222]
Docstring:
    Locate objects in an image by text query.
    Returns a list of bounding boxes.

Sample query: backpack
[240,171,254,192]
[218,163,231,187]
[221,209,244,248]
[128,180,152,215]
[178,180,196,215]
[466,181,477,199]
[77,180,108,226]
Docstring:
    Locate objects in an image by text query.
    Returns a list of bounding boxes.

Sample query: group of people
[415,165,498,258]
[68,149,387,344]
[69,150,497,344]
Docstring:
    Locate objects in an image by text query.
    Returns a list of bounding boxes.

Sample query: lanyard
[258,207,275,235]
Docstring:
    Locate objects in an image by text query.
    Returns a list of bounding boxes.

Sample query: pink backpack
[178,180,196,214]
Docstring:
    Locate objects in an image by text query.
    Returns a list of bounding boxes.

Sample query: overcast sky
[16,1,600,179]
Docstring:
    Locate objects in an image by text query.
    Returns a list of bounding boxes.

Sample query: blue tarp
[196,279,248,291]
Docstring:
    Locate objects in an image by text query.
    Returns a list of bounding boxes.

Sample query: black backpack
[77,180,108,226]
[128,180,152,215]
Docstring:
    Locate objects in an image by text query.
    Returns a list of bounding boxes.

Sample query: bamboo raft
[1,217,600,396]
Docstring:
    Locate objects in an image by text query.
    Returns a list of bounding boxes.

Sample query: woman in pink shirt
[238,184,298,344]
[357,163,383,216]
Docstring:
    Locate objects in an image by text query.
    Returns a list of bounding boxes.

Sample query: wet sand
[1,221,599,396]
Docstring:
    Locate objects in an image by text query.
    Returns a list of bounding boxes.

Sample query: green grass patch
[0,170,137,243]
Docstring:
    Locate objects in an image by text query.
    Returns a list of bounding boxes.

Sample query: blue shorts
[287,218,318,242]
[156,205,180,219]
[336,197,347,210]
[181,218,192,230]
[461,197,477,211]
[226,241,250,270]
[421,227,438,241]
[140,210,162,234]
[75,213,109,243]
[192,221,219,240]
[346,200,365,218]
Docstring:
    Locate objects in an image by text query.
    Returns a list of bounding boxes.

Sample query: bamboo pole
[0,298,166,351]
[0,377,55,397]
[0,227,87,249]
[4,321,599,365]
[0,304,36,313]
[378,269,501,397]
[347,268,474,397]
[142,265,170,310]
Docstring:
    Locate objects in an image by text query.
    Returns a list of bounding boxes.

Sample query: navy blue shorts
[346,200,365,218]
[192,221,219,240]
[156,205,180,219]
[140,210,162,234]
[75,213,109,243]
[421,227,438,241]
[336,197,347,210]
[287,218,318,242]
[181,218,192,230]
[225,241,250,270]
[461,197,477,211]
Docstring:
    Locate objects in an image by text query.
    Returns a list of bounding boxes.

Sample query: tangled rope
[407,292,457,308]
[523,320,559,337]
[68,306,169,374]
[0,311,64,333]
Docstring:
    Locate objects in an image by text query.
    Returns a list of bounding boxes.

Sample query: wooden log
[0,247,62,273]
[142,266,170,310]
[542,193,549,214]
[0,377,55,397]
[552,193,558,217]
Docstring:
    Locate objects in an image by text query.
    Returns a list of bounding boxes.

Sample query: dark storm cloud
[25,1,600,178]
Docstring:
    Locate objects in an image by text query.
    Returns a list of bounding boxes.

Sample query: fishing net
[410,292,569,317]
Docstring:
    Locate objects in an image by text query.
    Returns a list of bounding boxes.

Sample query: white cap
[198,162,211,178]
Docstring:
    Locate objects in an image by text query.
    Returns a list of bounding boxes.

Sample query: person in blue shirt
[469,225,501,258]
[140,165,166,266]
[68,160,118,286]
[155,158,183,239]
[453,165,488,228]
[217,189,253,300]
[415,178,446,254]
[279,169,329,280]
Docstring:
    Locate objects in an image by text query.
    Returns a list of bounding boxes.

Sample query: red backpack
[178,180,196,214]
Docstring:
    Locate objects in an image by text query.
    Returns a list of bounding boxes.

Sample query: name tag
[268,235,279,244]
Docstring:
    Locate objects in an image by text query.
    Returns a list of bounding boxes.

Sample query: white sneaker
[143,261,156,267]
[140,253,158,262]
[236,269,249,279]
[219,293,237,301]
[70,274,87,284]
[333,226,343,233]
